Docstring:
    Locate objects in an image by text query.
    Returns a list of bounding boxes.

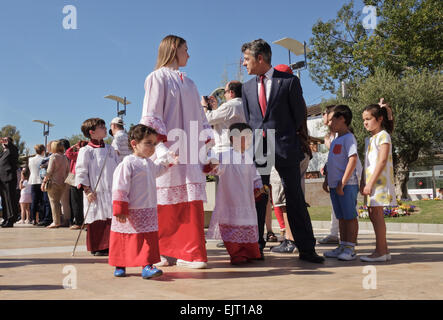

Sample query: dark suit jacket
[242,69,307,166]
[0,142,19,182]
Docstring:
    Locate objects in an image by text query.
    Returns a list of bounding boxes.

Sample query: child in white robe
[109,124,176,278]
[206,123,264,265]
[75,118,119,256]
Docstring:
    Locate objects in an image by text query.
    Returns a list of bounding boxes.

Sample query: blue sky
[0,0,366,152]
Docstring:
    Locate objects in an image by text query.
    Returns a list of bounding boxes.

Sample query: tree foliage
[308,0,443,93]
[337,68,443,198]
[0,125,27,156]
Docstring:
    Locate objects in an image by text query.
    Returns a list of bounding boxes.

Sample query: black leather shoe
[299,252,325,264]
[1,221,14,228]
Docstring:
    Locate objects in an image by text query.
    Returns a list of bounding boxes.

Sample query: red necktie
[259,75,267,117]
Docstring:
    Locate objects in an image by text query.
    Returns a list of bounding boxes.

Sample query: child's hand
[362,185,372,196]
[167,151,179,165]
[87,192,97,203]
[115,214,127,223]
[322,180,329,193]
[254,187,265,198]
[336,182,344,196]
[359,182,365,195]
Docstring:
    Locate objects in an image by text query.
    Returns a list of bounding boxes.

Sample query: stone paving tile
[0,226,443,300]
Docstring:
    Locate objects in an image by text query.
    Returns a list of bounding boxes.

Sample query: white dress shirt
[205,97,246,153]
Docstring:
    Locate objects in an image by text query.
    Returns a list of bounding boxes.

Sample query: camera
[203,96,212,111]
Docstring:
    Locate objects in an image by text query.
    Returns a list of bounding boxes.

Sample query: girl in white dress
[360,102,395,262]
[18,167,32,224]
[140,35,212,269]
[207,123,263,265]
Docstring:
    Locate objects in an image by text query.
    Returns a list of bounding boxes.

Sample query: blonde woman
[42,140,70,228]
[140,35,212,269]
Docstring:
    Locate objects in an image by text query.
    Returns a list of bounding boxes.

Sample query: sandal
[266,231,278,242]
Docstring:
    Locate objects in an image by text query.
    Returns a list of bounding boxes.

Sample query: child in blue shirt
[323,105,360,261]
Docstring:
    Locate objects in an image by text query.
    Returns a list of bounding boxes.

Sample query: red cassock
[140,67,213,263]
[157,200,207,263]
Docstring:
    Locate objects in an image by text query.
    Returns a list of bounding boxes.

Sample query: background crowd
[0,116,130,230]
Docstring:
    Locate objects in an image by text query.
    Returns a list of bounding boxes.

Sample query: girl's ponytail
[364,104,394,134]
[379,106,394,134]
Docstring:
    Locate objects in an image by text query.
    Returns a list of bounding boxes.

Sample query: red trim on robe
[223,241,261,262]
[203,163,215,174]
[157,134,167,143]
[109,231,160,267]
[88,139,105,148]
[113,201,129,216]
[86,219,111,252]
[157,200,207,262]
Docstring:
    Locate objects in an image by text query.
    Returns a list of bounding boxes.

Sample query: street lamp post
[273,37,310,79]
[32,120,54,156]
[104,95,131,119]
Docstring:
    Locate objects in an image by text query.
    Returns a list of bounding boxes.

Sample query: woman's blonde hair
[155,35,186,70]
[50,140,65,154]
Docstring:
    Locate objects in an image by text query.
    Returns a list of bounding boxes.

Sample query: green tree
[65,133,88,146]
[65,134,113,146]
[308,0,443,93]
[0,125,27,156]
[336,68,443,199]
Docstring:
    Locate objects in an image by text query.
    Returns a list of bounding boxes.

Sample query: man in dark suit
[241,39,324,263]
[0,137,19,227]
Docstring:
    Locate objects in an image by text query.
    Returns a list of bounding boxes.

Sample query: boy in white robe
[109,124,177,278]
[75,118,119,256]
[206,123,264,265]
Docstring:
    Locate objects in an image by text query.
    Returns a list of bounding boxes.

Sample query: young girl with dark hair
[360,103,395,262]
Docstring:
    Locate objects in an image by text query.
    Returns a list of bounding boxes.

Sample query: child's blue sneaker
[114,267,126,277]
[142,265,163,279]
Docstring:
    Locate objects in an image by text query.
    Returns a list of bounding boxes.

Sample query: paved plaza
[1,223,443,300]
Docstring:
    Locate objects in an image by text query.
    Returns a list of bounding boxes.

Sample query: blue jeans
[330,185,358,220]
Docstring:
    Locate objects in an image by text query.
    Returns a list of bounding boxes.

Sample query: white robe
[75,144,119,224]
[111,154,169,234]
[140,67,212,205]
[207,149,263,242]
